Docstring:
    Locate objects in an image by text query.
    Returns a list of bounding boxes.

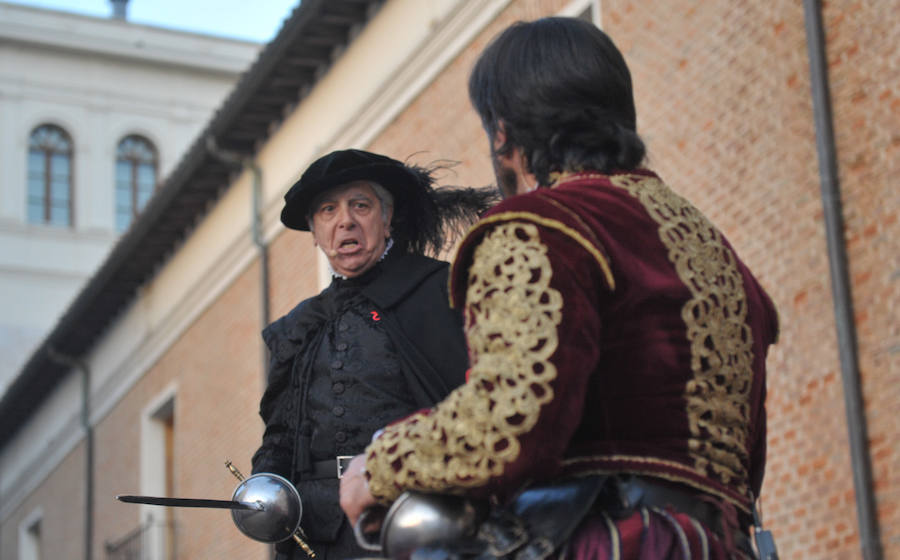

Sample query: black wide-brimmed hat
[281,149,422,231]
[281,149,499,256]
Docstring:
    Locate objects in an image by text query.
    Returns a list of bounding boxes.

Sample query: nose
[336,203,356,229]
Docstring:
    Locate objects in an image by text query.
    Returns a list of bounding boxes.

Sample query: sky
[6,0,301,43]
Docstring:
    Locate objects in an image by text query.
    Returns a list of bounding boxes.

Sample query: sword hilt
[225,460,316,558]
[225,459,246,482]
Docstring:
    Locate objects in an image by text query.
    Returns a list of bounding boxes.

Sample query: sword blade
[116,495,263,511]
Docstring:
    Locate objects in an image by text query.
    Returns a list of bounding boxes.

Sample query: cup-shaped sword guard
[231,473,302,543]
[354,491,485,559]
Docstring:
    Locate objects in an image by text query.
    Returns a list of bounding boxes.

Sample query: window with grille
[27,124,73,227]
[115,135,158,232]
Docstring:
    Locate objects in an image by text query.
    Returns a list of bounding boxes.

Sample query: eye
[316,203,336,215]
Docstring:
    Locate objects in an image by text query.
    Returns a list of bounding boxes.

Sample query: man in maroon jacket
[341,17,778,559]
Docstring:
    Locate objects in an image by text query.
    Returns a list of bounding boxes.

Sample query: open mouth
[338,239,360,252]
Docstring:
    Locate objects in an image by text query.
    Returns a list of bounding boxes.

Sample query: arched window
[115,135,158,232]
[27,125,73,226]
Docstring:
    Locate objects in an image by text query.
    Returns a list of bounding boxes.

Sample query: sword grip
[225,460,316,558]
[291,533,317,558]
[225,460,246,482]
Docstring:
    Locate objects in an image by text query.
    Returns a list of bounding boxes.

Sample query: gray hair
[306,181,394,232]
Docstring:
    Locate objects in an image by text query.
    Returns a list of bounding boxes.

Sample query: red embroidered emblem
[370,311,380,321]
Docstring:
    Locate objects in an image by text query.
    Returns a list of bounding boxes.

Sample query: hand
[339,454,378,527]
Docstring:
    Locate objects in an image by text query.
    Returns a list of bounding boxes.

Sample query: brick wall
[826,0,900,555]
[369,0,571,187]
[267,226,320,321]
[0,443,86,559]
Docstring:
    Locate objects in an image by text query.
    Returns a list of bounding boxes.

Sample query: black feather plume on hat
[395,163,499,257]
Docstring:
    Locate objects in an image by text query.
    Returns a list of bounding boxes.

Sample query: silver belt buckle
[336,456,354,478]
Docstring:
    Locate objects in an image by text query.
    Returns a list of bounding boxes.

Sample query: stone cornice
[0,1,260,75]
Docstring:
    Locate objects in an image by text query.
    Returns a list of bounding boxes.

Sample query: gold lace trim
[449,212,613,308]
[609,174,754,497]
[367,222,562,501]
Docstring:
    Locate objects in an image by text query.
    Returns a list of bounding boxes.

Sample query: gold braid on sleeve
[366,222,563,501]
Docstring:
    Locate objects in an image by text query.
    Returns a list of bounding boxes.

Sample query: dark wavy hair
[469,17,646,185]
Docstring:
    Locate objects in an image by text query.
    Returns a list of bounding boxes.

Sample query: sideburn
[490,144,519,199]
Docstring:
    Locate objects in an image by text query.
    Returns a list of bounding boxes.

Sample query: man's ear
[492,122,520,171]
[384,205,394,238]
[492,121,508,151]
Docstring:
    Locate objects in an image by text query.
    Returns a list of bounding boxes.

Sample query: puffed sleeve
[251,296,327,477]
[250,317,298,477]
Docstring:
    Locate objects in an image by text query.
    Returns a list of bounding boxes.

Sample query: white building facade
[0,1,260,390]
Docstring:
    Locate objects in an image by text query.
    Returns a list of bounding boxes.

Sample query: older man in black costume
[251,149,493,559]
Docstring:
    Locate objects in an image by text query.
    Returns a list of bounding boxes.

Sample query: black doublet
[251,252,468,557]
[306,278,419,464]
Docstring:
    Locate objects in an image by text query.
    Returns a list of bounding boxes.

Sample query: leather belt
[609,476,753,553]
[307,456,354,479]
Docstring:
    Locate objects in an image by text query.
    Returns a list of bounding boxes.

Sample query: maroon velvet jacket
[364,170,779,515]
